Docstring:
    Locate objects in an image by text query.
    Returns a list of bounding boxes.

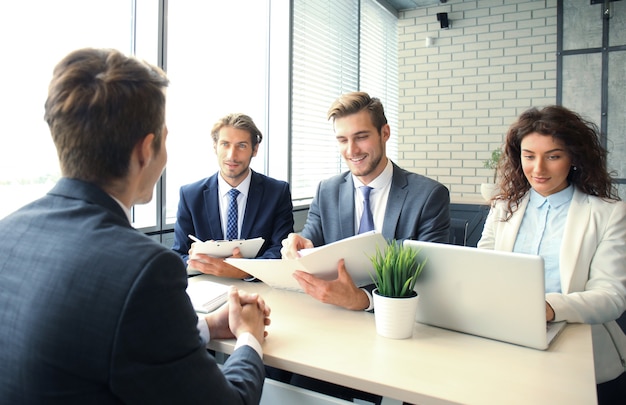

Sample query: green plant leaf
[368,239,426,298]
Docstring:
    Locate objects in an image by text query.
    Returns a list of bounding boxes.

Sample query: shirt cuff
[362,288,374,312]
[197,318,263,359]
[197,316,210,345]
[235,332,263,359]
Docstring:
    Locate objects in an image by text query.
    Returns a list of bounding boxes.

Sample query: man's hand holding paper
[293,258,370,310]
[188,245,250,279]
[187,236,266,278]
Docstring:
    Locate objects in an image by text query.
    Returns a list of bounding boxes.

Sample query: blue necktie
[358,186,374,234]
[226,189,240,240]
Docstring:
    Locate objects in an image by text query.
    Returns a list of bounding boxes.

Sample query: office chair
[449,218,469,246]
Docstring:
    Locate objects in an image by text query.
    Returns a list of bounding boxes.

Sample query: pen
[188,234,203,243]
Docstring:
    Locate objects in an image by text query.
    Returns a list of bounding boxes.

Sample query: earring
[572,166,577,171]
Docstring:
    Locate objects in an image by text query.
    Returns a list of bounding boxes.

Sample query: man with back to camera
[281,91,450,311]
[0,48,270,404]
[172,112,294,279]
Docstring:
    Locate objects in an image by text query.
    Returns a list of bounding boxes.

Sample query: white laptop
[404,240,566,350]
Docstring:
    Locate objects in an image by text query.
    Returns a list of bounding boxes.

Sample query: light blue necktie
[358,186,374,234]
[226,189,240,240]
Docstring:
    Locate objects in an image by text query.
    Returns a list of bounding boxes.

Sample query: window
[0,0,136,220]
[360,0,399,161]
[560,0,626,198]
[290,0,398,201]
[0,0,398,236]
[163,0,274,226]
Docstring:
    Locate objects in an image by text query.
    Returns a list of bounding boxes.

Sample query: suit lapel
[241,171,261,238]
[338,173,356,239]
[203,174,224,240]
[382,164,408,240]
[495,195,528,251]
[559,189,589,293]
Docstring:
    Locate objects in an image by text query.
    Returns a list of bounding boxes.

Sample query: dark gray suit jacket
[0,178,264,404]
[301,162,450,245]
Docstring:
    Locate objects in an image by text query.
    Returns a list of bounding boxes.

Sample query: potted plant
[480,148,502,201]
[369,240,427,339]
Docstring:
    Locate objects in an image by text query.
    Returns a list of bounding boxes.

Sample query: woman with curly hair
[478,105,626,404]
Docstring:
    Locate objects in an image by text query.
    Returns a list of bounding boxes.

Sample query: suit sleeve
[547,201,626,324]
[172,187,194,264]
[300,180,325,246]
[413,183,450,243]
[110,250,265,405]
[257,182,294,259]
[476,205,498,250]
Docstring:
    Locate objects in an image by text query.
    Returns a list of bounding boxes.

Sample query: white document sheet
[226,231,387,291]
[186,280,230,313]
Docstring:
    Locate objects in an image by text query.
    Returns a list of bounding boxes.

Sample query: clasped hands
[206,286,271,344]
[280,233,369,311]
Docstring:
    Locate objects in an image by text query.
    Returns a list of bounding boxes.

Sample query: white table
[192,275,597,404]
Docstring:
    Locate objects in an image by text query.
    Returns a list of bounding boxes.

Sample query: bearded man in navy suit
[173,113,294,279]
[0,48,270,404]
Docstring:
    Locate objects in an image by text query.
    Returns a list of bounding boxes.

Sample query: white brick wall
[397,0,557,200]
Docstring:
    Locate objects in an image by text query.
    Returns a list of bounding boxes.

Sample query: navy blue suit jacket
[0,178,264,404]
[302,162,450,245]
[173,170,294,264]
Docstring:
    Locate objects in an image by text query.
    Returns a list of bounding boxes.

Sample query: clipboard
[191,237,265,258]
[187,237,265,275]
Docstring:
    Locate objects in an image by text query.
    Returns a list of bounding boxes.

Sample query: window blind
[291,0,398,200]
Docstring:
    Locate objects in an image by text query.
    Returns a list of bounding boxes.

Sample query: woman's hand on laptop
[546,302,555,322]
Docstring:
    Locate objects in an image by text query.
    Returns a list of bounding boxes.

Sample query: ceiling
[384,0,444,12]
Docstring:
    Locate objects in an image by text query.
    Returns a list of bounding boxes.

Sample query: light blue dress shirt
[513,185,574,293]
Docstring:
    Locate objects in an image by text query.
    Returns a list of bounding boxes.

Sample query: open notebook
[404,240,566,350]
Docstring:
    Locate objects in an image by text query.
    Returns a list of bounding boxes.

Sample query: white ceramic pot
[372,288,419,339]
[480,183,499,201]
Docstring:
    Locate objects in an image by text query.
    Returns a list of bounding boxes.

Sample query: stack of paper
[186,280,230,313]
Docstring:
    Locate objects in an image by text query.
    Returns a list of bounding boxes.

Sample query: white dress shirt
[217,170,252,239]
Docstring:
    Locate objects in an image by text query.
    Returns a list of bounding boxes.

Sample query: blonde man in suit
[282,92,450,311]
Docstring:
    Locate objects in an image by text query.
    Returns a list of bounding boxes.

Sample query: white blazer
[478,188,626,383]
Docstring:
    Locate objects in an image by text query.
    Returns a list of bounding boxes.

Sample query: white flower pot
[373,288,419,339]
[480,183,499,201]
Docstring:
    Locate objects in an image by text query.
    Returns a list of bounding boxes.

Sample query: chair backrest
[618,311,626,334]
[449,218,469,246]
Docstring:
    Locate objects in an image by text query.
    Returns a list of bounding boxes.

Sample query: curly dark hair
[496,105,620,218]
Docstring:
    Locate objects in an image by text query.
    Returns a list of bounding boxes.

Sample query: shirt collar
[108,194,132,223]
[529,184,574,209]
[352,158,393,190]
[218,169,252,197]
